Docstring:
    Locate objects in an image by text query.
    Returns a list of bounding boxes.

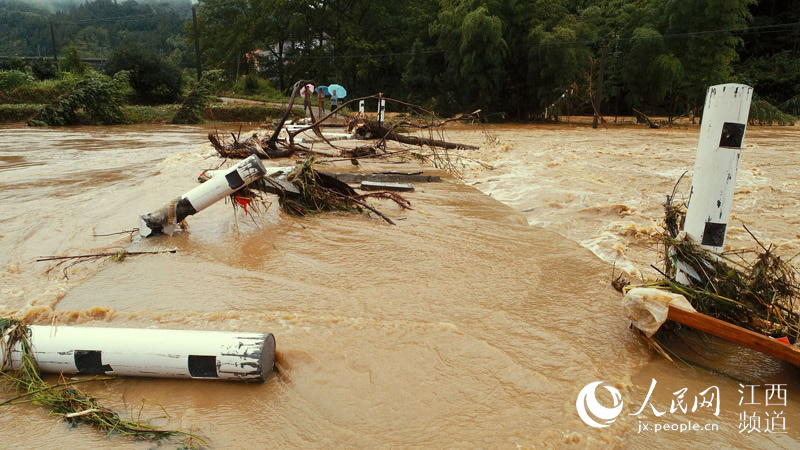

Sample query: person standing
[331,89,338,116]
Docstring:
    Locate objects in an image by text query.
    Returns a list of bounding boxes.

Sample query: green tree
[402,40,433,104]
[105,43,183,104]
[622,26,683,111]
[526,6,588,118]
[658,0,755,113]
[173,70,221,124]
[432,1,507,112]
[60,43,87,75]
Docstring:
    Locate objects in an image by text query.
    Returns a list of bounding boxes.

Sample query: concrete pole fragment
[139,155,266,237]
[683,83,753,255]
[2,325,275,382]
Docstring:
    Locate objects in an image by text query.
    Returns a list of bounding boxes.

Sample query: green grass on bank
[0,104,45,123]
[0,102,302,125]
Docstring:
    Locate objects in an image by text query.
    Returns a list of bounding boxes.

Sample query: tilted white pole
[139,155,266,237]
[2,325,275,382]
[683,83,753,255]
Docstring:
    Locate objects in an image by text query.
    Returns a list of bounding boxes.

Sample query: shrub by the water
[0,70,34,90]
[27,72,130,126]
[244,72,260,93]
[749,98,796,126]
[780,95,800,118]
[30,58,57,81]
[172,70,219,124]
[204,104,294,123]
[0,57,27,72]
[60,43,88,76]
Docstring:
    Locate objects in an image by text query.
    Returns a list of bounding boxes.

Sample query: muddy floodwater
[0,122,799,449]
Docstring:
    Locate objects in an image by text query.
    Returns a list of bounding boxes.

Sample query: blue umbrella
[327,84,347,98]
[316,85,330,96]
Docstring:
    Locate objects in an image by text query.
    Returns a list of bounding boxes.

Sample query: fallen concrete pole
[198,165,295,183]
[296,132,356,143]
[1,325,276,381]
[139,155,267,237]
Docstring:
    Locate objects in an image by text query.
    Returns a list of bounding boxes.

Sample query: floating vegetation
[0,318,204,446]
[636,196,800,344]
[277,157,410,225]
[36,249,178,279]
[280,157,359,216]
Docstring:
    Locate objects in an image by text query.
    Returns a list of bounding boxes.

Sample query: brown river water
[0,122,798,449]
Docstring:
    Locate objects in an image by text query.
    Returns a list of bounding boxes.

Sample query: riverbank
[0,100,303,125]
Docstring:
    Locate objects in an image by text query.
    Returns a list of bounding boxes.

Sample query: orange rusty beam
[667,305,800,367]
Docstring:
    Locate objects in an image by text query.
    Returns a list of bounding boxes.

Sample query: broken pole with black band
[1,325,276,381]
[677,83,753,283]
[683,83,753,253]
[139,155,267,237]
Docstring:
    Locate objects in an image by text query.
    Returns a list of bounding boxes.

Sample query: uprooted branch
[36,249,177,263]
[208,87,481,159]
[346,109,481,151]
[37,249,177,279]
[236,157,411,225]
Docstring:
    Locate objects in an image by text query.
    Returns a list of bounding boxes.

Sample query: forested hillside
[1,0,798,121]
[0,0,191,64]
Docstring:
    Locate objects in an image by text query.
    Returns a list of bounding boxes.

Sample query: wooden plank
[320,171,441,184]
[667,305,800,367]
[360,181,414,192]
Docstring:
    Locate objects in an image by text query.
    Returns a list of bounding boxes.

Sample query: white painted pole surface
[199,165,294,182]
[139,155,267,237]
[377,99,386,125]
[1,325,275,381]
[683,83,753,255]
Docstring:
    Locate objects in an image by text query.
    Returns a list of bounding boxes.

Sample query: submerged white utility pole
[683,83,753,255]
[139,155,266,237]
[1,325,275,381]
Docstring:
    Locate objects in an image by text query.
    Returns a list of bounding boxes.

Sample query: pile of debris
[617,83,800,369]
[140,80,484,237]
